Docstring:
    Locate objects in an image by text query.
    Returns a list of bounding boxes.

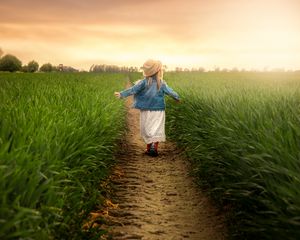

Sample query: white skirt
[140,110,166,144]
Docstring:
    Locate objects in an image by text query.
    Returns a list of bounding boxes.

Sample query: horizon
[1,0,300,71]
[1,52,299,72]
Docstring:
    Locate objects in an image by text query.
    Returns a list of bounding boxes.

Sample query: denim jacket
[120,77,180,110]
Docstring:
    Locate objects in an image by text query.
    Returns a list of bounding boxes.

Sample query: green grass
[165,72,300,240]
[0,72,127,239]
[2,71,300,239]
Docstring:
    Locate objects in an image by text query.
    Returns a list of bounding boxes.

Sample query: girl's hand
[114,92,121,99]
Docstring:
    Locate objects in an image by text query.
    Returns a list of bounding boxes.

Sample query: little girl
[114,59,180,157]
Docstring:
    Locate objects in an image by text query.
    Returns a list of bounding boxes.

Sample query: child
[114,59,180,157]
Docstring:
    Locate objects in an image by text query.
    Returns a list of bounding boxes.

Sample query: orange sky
[1,0,300,70]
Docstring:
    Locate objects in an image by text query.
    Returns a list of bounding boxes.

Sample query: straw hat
[141,59,162,77]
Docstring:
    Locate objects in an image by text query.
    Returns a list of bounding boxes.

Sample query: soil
[89,96,227,240]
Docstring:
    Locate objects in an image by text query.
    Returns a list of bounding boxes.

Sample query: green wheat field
[1,71,300,239]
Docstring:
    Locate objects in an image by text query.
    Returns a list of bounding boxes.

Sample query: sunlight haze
[1,0,299,70]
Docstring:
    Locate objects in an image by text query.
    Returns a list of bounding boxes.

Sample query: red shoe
[150,149,158,157]
[145,149,150,155]
[144,143,159,157]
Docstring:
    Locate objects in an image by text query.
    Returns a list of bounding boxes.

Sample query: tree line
[0,52,79,73]
[0,50,138,73]
[1,48,298,73]
[0,55,138,73]
[89,64,138,73]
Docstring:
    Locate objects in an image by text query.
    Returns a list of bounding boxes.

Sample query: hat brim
[142,61,162,77]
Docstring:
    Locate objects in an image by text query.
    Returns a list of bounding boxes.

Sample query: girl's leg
[146,143,152,152]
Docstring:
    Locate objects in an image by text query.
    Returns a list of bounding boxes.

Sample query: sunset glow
[1,0,299,70]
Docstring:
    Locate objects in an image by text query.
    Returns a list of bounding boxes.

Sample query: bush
[0,54,22,72]
[27,60,39,72]
[21,65,29,72]
[40,63,53,72]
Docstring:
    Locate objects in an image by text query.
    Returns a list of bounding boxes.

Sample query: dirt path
[98,96,227,240]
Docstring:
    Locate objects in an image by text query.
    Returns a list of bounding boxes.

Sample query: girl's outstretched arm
[162,83,180,101]
[119,79,146,98]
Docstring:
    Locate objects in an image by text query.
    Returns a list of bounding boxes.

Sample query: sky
[1,0,300,70]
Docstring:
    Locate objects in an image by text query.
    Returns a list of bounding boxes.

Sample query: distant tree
[27,60,39,72]
[60,66,78,72]
[40,63,53,72]
[0,48,3,58]
[198,67,205,72]
[128,66,138,72]
[230,67,239,72]
[221,68,229,72]
[90,64,137,73]
[89,64,95,72]
[214,66,220,72]
[0,54,22,72]
[21,65,29,72]
[271,68,285,72]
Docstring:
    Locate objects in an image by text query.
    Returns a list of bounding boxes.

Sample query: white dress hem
[140,110,166,144]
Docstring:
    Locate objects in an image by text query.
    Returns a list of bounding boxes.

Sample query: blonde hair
[146,69,163,90]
